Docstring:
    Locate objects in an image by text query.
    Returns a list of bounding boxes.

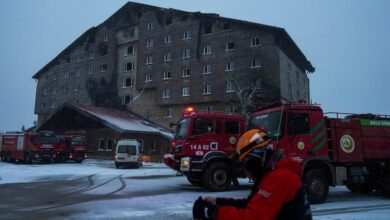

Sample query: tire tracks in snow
[34,174,127,211]
[313,203,390,216]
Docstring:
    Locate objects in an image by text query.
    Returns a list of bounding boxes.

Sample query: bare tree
[227,75,276,119]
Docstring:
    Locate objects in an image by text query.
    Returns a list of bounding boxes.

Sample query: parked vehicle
[163,107,246,190]
[115,139,143,168]
[55,134,87,163]
[248,101,390,203]
[0,131,56,163]
[164,103,390,203]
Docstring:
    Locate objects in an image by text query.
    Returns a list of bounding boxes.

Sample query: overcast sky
[0,0,389,132]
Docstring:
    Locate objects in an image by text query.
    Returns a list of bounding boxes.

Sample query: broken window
[204,23,212,34]
[98,43,108,56]
[125,45,134,55]
[226,42,235,50]
[124,77,133,87]
[124,62,134,71]
[165,16,172,25]
[223,23,230,31]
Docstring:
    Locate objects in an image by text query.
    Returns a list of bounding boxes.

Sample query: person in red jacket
[193,129,312,220]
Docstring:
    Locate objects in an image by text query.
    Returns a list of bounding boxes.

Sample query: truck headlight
[180,157,190,171]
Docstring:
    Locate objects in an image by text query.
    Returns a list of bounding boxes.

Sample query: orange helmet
[236,129,272,161]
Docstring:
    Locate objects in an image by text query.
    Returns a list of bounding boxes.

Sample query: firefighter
[192,129,312,220]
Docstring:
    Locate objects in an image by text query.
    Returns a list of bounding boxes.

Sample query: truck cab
[248,102,328,162]
[55,134,87,163]
[164,107,245,190]
[248,102,332,203]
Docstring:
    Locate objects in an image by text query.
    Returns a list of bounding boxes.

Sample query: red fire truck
[55,134,87,163]
[164,103,390,203]
[248,102,390,203]
[163,107,246,191]
[0,131,56,163]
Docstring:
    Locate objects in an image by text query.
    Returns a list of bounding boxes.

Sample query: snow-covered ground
[1,159,390,219]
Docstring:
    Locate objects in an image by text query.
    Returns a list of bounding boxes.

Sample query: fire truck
[0,131,56,163]
[248,102,390,203]
[164,103,390,203]
[55,134,87,163]
[163,107,246,191]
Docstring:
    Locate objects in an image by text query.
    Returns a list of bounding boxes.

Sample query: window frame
[182,68,190,77]
[162,89,171,98]
[203,85,212,95]
[226,61,235,71]
[163,71,171,80]
[182,87,190,97]
[251,37,261,47]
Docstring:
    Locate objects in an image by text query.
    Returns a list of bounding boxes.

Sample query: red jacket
[216,157,303,220]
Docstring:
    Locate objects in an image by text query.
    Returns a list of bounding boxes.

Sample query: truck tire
[382,166,390,197]
[24,153,32,164]
[1,153,6,162]
[305,169,329,204]
[203,161,232,191]
[6,152,12,163]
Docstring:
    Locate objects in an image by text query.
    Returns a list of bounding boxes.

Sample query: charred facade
[33,2,314,129]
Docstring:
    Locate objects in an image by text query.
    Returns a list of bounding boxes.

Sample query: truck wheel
[382,166,390,197]
[115,162,120,169]
[1,153,6,162]
[24,154,32,164]
[305,169,329,204]
[203,161,231,191]
[6,152,12,163]
[186,175,203,186]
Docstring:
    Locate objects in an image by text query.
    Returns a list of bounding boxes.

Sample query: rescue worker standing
[192,129,312,220]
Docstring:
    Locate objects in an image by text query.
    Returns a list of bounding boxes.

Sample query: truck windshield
[118,145,137,154]
[175,118,190,140]
[33,133,56,144]
[71,138,86,146]
[248,111,283,138]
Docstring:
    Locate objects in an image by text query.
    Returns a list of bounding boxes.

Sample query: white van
[115,139,142,169]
